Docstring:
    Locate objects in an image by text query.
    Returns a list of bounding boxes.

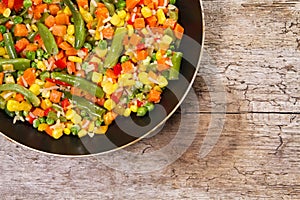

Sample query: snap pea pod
[90,0,100,15]
[0,58,31,71]
[27,31,38,42]
[0,17,9,25]
[63,0,86,49]
[51,72,104,98]
[71,96,106,118]
[103,27,127,68]
[169,52,183,80]
[102,0,115,16]
[0,84,41,107]
[37,23,59,55]
[3,33,17,59]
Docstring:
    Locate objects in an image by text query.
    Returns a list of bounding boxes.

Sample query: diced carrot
[0,72,4,85]
[66,62,76,74]
[23,68,36,86]
[65,48,78,56]
[148,89,161,103]
[33,4,48,19]
[55,13,69,25]
[121,61,134,73]
[15,38,30,52]
[32,108,45,117]
[45,125,53,136]
[147,2,155,9]
[50,90,62,103]
[0,2,7,14]
[74,70,85,78]
[49,4,60,15]
[55,36,64,45]
[163,18,177,29]
[105,69,118,80]
[174,23,184,39]
[158,0,164,6]
[126,0,140,10]
[17,77,24,86]
[45,15,55,27]
[52,25,67,37]
[136,50,148,61]
[77,0,88,8]
[58,41,73,50]
[157,57,170,71]
[15,93,24,102]
[70,87,82,96]
[133,18,145,29]
[5,21,13,30]
[144,0,152,6]
[7,0,14,9]
[145,15,157,27]
[24,44,38,52]
[56,50,65,60]
[14,24,28,37]
[129,33,142,46]
[95,6,109,19]
[152,0,159,9]
[44,81,56,88]
[33,0,42,5]
[102,27,114,40]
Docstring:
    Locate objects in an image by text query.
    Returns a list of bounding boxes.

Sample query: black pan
[0,0,205,156]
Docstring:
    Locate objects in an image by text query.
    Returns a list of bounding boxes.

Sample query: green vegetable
[63,0,86,49]
[33,119,40,128]
[90,0,100,15]
[23,0,32,8]
[170,0,176,4]
[0,25,6,34]
[51,72,104,98]
[0,84,41,107]
[27,31,38,42]
[39,71,50,81]
[46,117,55,125]
[145,102,154,112]
[103,1,115,16]
[0,18,9,25]
[0,58,31,71]
[169,52,183,80]
[43,0,52,3]
[116,0,126,10]
[103,27,127,68]
[37,23,59,55]
[71,96,106,118]
[0,96,6,109]
[13,16,23,24]
[3,33,17,59]
[26,51,36,60]
[136,106,147,117]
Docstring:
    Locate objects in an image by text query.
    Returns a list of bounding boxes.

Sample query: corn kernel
[52,128,63,139]
[7,100,19,112]
[63,6,72,16]
[71,113,82,124]
[157,75,168,88]
[66,35,75,46]
[35,79,44,86]
[110,14,121,26]
[41,99,52,110]
[94,126,108,134]
[117,10,127,19]
[125,13,130,21]
[138,72,151,85]
[66,109,76,120]
[141,28,148,36]
[141,6,152,18]
[42,90,50,98]
[130,105,138,113]
[102,82,118,95]
[123,108,131,117]
[154,85,162,92]
[88,122,94,132]
[116,19,125,27]
[68,56,82,63]
[67,25,75,35]
[37,61,46,71]
[3,8,11,18]
[156,50,162,61]
[0,47,6,56]
[127,24,134,36]
[104,99,116,111]
[91,72,103,83]
[29,84,41,95]
[64,128,71,135]
[156,9,166,24]
[79,7,93,23]
[38,123,48,131]
[66,122,73,129]
[2,64,14,71]
[3,55,9,59]
[31,24,38,32]
[19,101,32,111]
[78,129,88,138]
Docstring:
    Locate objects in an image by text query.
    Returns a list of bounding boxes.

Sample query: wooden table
[1,1,299,198]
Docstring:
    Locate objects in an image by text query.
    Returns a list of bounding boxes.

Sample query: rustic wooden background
[1,0,299,199]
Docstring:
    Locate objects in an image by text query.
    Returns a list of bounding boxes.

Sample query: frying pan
[0,0,205,156]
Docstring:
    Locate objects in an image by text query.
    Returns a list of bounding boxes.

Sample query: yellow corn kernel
[71,113,82,124]
[88,122,94,132]
[38,123,48,131]
[141,6,152,18]
[125,13,130,21]
[68,56,82,63]
[35,79,44,86]
[91,72,103,83]
[153,85,162,92]
[41,99,52,110]
[31,24,38,32]
[3,8,11,18]
[78,129,88,138]
[102,82,118,95]
[29,84,41,95]
[156,8,166,24]
[110,14,121,26]
[37,61,46,71]
[0,47,6,56]
[157,75,168,88]
[42,90,50,98]
[52,128,63,139]
[104,99,116,111]
[66,35,75,46]
[141,28,149,36]
[127,24,134,36]
[117,10,127,19]
[94,126,108,134]
[123,108,131,117]
[138,72,151,85]
[3,55,9,59]
[64,128,71,135]
[79,6,93,23]
[116,19,125,27]
[6,100,19,112]
[66,122,73,129]
[156,50,162,60]
[19,101,32,111]
[67,25,75,35]
[130,105,138,113]
[63,6,72,16]
[66,109,76,120]
[2,64,13,71]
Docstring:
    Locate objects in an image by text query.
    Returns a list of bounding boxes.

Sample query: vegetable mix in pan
[0,0,184,139]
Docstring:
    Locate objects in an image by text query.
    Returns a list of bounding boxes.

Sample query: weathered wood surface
[0,0,299,199]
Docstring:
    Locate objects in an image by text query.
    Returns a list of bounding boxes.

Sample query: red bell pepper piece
[61,98,70,110]
[55,59,67,69]
[45,78,71,87]
[113,63,122,76]
[14,0,24,11]
[137,100,143,107]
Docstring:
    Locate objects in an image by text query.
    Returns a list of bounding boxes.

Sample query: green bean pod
[71,96,106,118]
[90,0,100,15]
[169,52,183,80]
[0,96,6,109]
[37,23,59,55]
[0,17,9,25]
[63,0,86,49]
[0,84,41,107]
[3,33,17,59]
[103,27,127,68]
[0,58,31,71]
[51,72,104,98]
[102,0,115,16]
[27,31,38,42]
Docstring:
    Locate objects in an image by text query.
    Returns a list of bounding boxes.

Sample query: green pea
[116,0,126,10]
[120,55,129,63]
[33,119,40,128]
[136,107,147,117]
[22,110,29,117]
[0,25,6,34]
[98,40,107,50]
[17,70,24,77]
[80,110,87,117]
[43,52,50,59]
[0,41,5,47]
[39,117,46,123]
[23,0,32,8]
[59,116,67,122]
[31,62,37,68]
[70,126,79,135]
[145,102,155,112]
[94,119,102,127]
[169,45,175,50]
[13,16,23,24]
[166,49,172,57]
[46,117,54,125]
[36,49,44,58]
[39,71,50,81]
[170,0,176,4]
[83,42,92,51]
[26,51,36,60]
[151,53,157,61]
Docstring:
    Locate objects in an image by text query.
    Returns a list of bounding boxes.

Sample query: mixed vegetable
[0,0,184,139]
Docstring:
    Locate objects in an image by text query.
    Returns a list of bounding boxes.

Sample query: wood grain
[1,0,299,199]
